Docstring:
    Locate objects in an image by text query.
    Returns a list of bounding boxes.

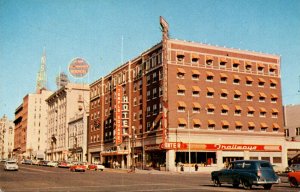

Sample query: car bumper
[253,178,281,184]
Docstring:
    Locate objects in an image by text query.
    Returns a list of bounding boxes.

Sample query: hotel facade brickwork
[88,18,286,171]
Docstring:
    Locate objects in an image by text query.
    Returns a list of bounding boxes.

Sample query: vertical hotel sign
[115,85,123,145]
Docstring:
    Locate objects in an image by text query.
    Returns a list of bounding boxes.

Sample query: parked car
[58,161,73,168]
[47,161,59,167]
[286,164,300,172]
[88,163,105,171]
[288,171,300,187]
[4,160,19,171]
[32,160,40,165]
[272,164,284,174]
[23,159,33,165]
[69,162,86,172]
[211,160,280,190]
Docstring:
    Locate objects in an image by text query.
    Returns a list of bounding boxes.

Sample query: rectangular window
[177,90,185,96]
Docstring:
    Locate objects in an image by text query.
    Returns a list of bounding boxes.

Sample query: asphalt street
[0,163,298,192]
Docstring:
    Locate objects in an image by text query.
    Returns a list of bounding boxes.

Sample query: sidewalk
[105,168,211,175]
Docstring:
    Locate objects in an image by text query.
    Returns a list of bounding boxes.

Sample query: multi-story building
[13,90,53,160]
[46,83,89,161]
[0,115,14,159]
[88,17,285,171]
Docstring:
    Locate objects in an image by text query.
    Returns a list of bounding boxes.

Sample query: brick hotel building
[88,17,286,171]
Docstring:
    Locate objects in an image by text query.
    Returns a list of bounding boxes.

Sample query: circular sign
[69,57,89,78]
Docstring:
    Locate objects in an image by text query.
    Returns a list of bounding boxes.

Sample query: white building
[0,115,14,160]
[46,83,89,161]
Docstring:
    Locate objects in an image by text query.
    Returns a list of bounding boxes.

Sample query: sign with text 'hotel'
[115,85,122,145]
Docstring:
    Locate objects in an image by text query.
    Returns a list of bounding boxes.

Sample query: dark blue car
[211,160,280,190]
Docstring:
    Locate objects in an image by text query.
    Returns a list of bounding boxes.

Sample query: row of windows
[175,53,278,75]
[176,119,280,132]
[177,87,278,103]
[176,69,278,89]
[176,104,279,118]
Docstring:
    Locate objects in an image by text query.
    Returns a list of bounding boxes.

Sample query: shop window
[250,157,259,160]
[273,157,282,163]
[261,157,270,162]
[175,152,216,165]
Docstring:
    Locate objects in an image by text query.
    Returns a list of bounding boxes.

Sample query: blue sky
[0,0,300,120]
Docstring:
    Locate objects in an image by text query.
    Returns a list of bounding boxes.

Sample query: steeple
[36,48,47,93]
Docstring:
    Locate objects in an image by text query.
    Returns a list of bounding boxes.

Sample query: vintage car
[4,160,19,171]
[288,171,300,187]
[47,161,59,167]
[286,164,300,172]
[88,163,105,171]
[69,163,86,172]
[211,160,280,190]
[58,161,73,168]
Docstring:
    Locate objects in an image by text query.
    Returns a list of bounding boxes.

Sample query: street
[0,163,298,192]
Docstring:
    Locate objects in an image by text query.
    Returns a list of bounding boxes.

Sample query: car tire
[263,184,272,190]
[241,179,252,190]
[213,178,221,187]
[290,177,299,188]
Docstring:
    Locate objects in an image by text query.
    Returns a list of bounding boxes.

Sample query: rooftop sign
[69,58,89,78]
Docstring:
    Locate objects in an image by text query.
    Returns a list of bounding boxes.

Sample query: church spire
[36,48,47,93]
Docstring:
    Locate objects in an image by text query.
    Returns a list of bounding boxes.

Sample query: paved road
[0,164,298,192]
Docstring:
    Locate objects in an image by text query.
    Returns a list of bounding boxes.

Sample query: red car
[69,163,86,172]
[58,161,73,168]
[288,171,300,187]
[88,163,105,171]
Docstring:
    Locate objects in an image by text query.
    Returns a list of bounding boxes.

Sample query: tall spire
[36,48,47,93]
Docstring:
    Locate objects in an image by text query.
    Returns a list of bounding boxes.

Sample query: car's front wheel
[241,179,252,190]
[213,178,221,187]
[263,184,272,190]
[290,177,299,187]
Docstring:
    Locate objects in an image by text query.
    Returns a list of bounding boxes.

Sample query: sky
[0,0,300,120]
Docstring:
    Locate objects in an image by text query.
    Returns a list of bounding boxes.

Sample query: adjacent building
[0,115,14,159]
[13,90,53,160]
[88,17,286,171]
[46,83,89,161]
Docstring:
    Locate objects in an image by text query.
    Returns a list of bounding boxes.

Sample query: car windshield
[7,162,16,164]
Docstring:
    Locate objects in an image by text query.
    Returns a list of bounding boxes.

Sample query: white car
[4,160,19,171]
[47,161,59,167]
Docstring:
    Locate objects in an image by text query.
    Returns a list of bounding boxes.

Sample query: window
[139,80,142,89]
[153,88,158,98]
[177,101,186,112]
[247,91,254,101]
[192,70,200,80]
[258,78,265,87]
[247,106,255,117]
[219,58,227,68]
[178,118,187,128]
[284,129,289,137]
[147,90,151,100]
[133,97,137,106]
[233,75,240,85]
[177,53,185,62]
[206,71,214,82]
[232,59,240,69]
[207,87,214,98]
[147,75,151,85]
[208,120,215,130]
[153,72,158,82]
[207,104,215,114]
[234,90,241,100]
[159,86,163,96]
[147,122,151,131]
[220,89,228,99]
[177,68,185,79]
[248,122,255,131]
[159,69,163,80]
[153,104,158,115]
[245,62,252,71]
[147,106,151,116]
[220,73,228,83]
[222,121,229,130]
[234,106,242,116]
[271,94,278,103]
[296,127,300,136]
[259,92,266,102]
[191,54,199,63]
[206,56,213,66]
[260,123,268,132]
[257,63,264,73]
[193,119,201,129]
[235,121,242,131]
[273,157,282,163]
[177,84,186,96]
[245,76,253,86]
[192,86,200,97]
[269,65,277,75]
[260,108,266,117]
[221,105,229,115]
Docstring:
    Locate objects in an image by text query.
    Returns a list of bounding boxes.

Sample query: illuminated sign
[159,142,187,150]
[189,144,282,152]
[69,58,89,78]
[115,85,122,145]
